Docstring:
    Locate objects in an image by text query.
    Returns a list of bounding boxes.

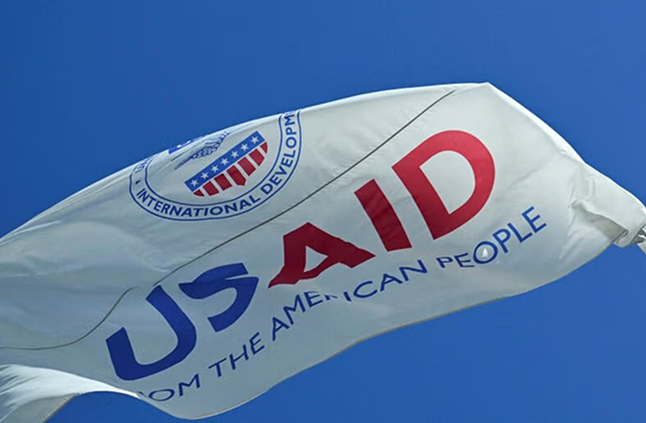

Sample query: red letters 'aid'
[392,130,495,239]
[268,223,375,287]
[269,130,495,288]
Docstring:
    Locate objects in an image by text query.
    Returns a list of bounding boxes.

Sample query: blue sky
[1,1,645,422]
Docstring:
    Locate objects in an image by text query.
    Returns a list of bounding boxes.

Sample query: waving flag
[0,83,644,422]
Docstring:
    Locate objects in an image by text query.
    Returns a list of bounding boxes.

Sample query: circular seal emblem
[129,112,302,221]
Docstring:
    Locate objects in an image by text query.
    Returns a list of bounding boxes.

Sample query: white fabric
[0,83,644,422]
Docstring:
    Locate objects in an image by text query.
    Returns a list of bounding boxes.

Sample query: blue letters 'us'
[106,263,259,381]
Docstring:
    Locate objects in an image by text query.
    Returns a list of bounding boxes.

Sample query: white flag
[1,83,644,422]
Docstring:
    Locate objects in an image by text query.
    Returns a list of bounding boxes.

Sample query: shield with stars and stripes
[184,131,268,197]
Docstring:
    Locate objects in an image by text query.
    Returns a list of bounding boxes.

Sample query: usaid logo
[129,112,302,221]
[109,130,507,384]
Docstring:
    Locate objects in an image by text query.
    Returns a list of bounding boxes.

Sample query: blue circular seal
[129,112,302,221]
